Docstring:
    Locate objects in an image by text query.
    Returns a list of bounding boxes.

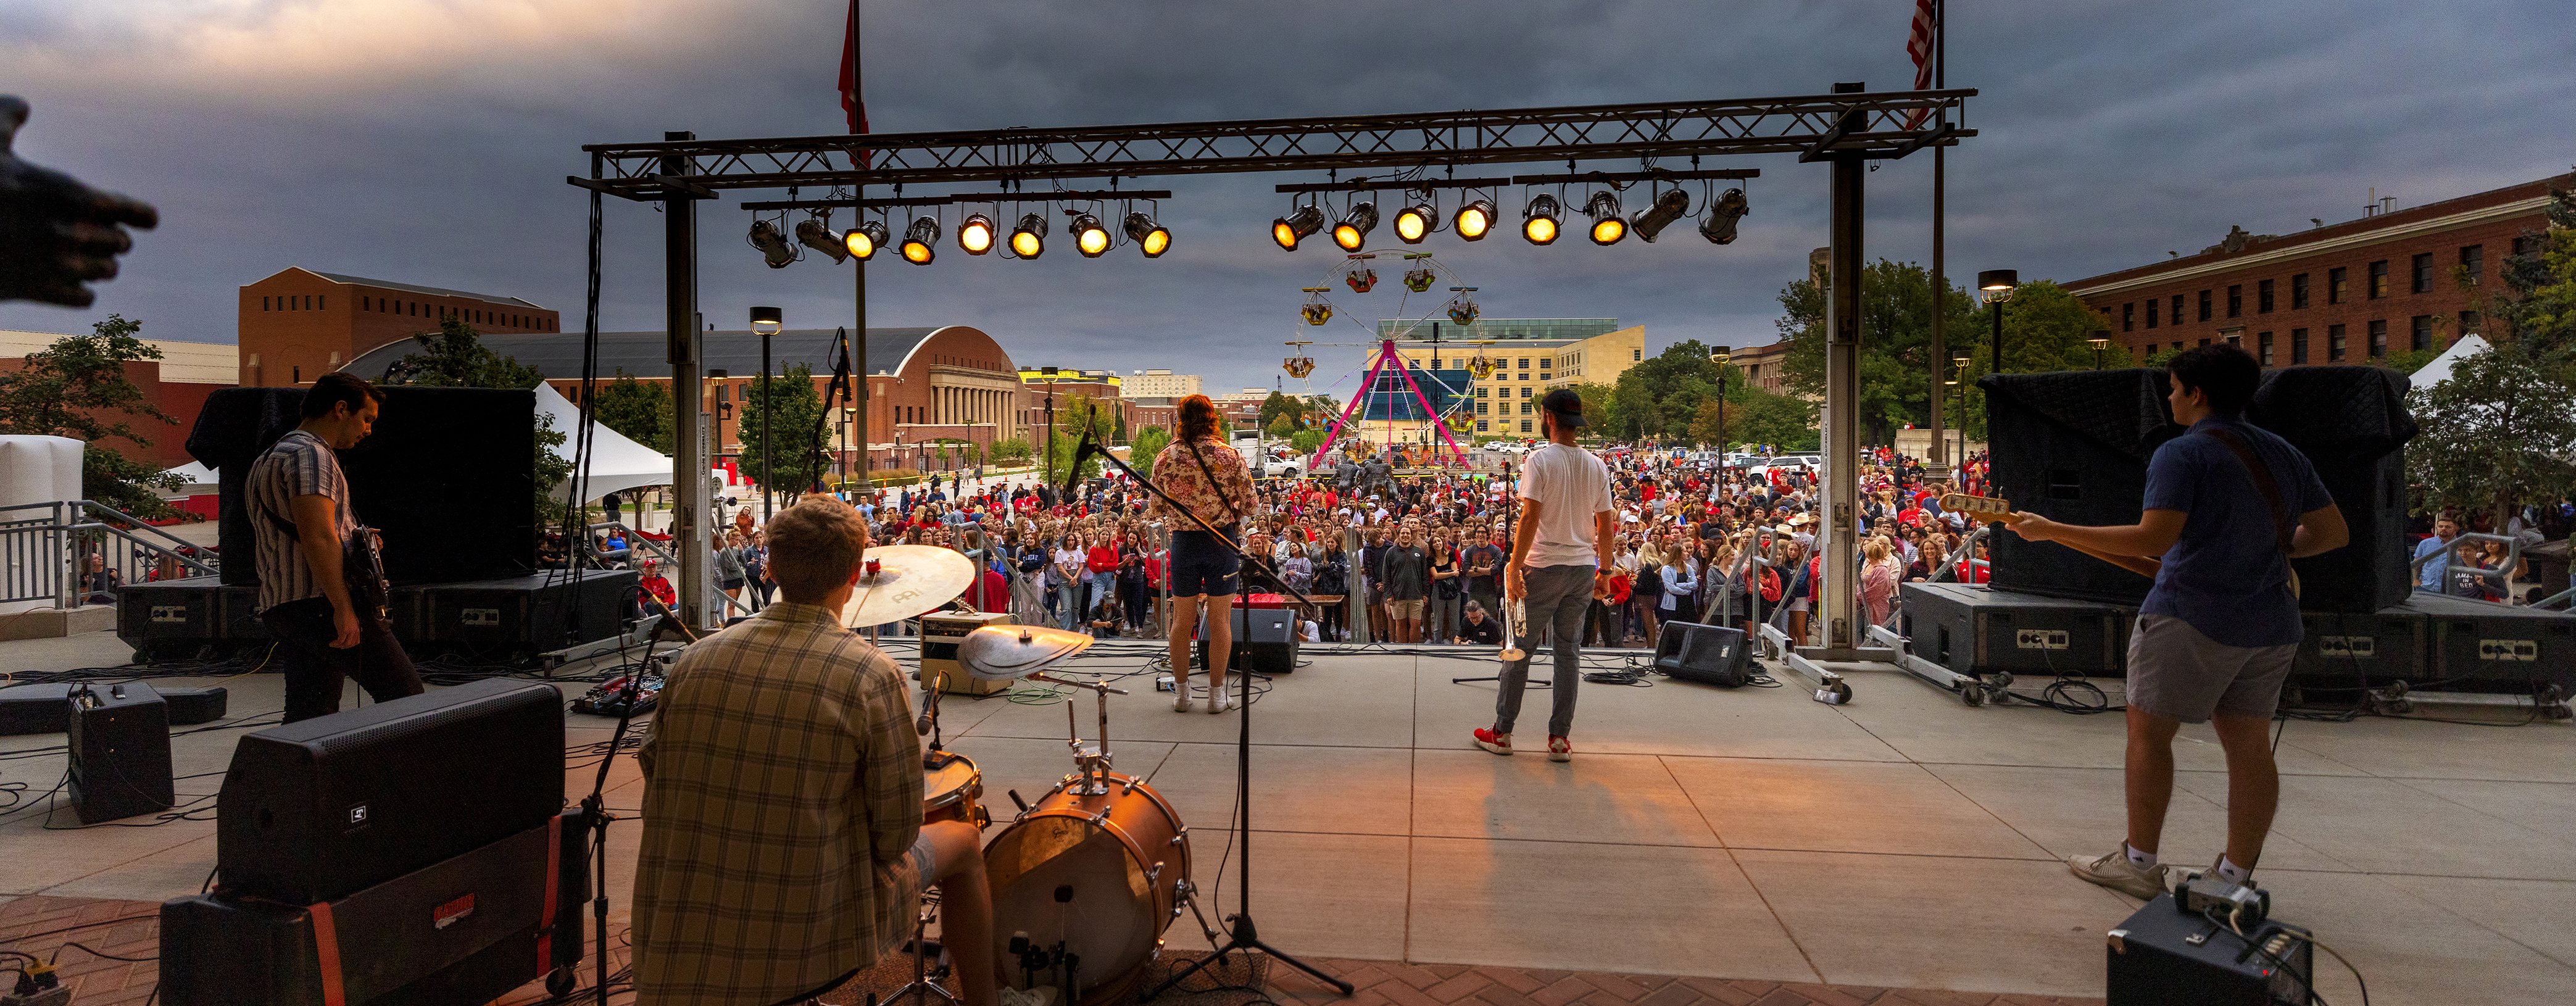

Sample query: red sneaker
[1473,727,1512,755]
[1547,736,1573,762]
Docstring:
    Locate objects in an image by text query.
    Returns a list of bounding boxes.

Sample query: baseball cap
[1539,388,1587,428]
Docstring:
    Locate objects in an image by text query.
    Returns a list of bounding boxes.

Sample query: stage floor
[2,630,2570,1005]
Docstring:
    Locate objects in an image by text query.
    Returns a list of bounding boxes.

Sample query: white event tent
[535,381,679,503]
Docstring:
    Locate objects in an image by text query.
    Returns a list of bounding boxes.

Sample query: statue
[1,96,158,306]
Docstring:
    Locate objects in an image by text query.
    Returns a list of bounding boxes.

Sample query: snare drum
[924,754,991,830]
[983,772,1190,1005]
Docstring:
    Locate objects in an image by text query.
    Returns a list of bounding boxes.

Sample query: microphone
[916,679,941,736]
[1062,434,1097,503]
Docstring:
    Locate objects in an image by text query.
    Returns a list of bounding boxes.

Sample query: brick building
[1,330,236,469]
[2066,173,2569,367]
[1121,369,1201,399]
[238,268,558,387]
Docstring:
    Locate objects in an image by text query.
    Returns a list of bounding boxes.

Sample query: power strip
[2,985,72,1006]
[1155,675,1176,692]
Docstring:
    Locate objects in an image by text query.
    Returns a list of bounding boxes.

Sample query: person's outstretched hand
[1,96,159,307]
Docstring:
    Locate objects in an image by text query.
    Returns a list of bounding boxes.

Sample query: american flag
[839,0,871,169]
[1903,0,1937,130]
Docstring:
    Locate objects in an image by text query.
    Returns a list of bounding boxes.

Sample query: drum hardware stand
[1049,425,1348,1000]
[883,890,962,1006]
[1032,673,1128,796]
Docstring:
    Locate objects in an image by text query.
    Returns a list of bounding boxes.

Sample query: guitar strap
[2200,426,2302,599]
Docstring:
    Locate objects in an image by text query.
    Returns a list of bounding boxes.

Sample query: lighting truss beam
[1273,177,1514,194]
[740,189,1173,211]
[578,89,1974,197]
[1506,168,1760,185]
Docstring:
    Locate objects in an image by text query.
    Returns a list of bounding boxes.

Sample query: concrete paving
[2,629,2570,1004]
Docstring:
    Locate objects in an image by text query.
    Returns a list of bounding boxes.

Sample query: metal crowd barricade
[585,520,750,618]
[2409,531,2525,605]
[1,501,220,610]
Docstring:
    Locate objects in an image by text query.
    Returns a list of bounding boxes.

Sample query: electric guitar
[1938,494,2165,580]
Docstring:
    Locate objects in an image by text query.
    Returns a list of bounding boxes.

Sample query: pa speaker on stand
[1653,621,1751,687]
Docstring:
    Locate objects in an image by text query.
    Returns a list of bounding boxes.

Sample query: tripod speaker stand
[1057,426,1351,999]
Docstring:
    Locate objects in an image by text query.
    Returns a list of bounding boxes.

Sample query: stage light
[1068,212,1111,257]
[1394,202,1435,243]
[1522,194,1561,246]
[1123,211,1170,257]
[901,216,939,265]
[1582,191,1626,246]
[749,219,797,268]
[1454,199,1495,241]
[795,218,849,264]
[1332,201,1379,252]
[1699,187,1748,244]
[959,213,996,255]
[844,220,887,260]
[1010,214,1045,257]
[1630,188,1692,243]
[1273,204,1325,251]
[750,306,784,336]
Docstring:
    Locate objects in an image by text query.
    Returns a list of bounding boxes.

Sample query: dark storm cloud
[3,1,2567,400]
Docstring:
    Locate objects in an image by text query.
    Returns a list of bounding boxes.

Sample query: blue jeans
[1053,581,1081,629]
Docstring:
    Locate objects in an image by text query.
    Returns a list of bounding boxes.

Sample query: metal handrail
[2409,531,2522,589]
[584,522,750,617]
[1,500,218,609]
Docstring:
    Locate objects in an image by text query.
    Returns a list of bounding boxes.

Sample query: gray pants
[1494,563,1593,739]
[1427,591,1463,643]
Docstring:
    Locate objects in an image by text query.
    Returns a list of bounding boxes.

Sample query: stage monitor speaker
[921,610,1015,696]
[2291,608,2429,686]
[160,686,230,725]
[69,681,175,823]
[2404,591,2576,692]
[0,683,73,736]
[217,678,565,905]
[417,572,636,653]
[2106,894,2312,1006]
[1196,606,1299,675]
[160,811,588,1006]
[189,386,537,588]
[1980,367,2417,612]
[1653,621,1750,686]
[1899,581,2133,678]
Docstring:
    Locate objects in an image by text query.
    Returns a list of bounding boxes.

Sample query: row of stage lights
[1273,186,1749,252]
[750,206,1171,268]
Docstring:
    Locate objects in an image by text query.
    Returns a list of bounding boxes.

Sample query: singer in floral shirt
[1147,395,1265,714]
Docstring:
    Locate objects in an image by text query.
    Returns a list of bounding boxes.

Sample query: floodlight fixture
[750,306,784,336]
[1068,212,1111,257]
[1393,201,1436,243]
[1010,213,1046,257]
[1453,199,1496,241]
[1522,193,1561,246]
[843,220,887,260]
[1273,204,1326,251]
[795,217,849,264]
[1700,187,1749,244]
[901,216,939,265]
[1631,187,1692,243]
[1123,211,1170,257]
[749,218,797,268]
[1582,191,1626,246]
[958,212,996,255]
[1332,201,1379,251]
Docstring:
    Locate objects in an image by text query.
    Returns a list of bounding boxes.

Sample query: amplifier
[119,577,225,656]
[69,681,175,823]
[1655,621,1751,687]
[2404,591,2576,691]
[161,810,588,1006]
[2106,893,2313,1005]
[1899,582,2134,678]
[218,678,564,905]
[1196,607,1298,676]
[0,683,73,736]
[921,611,1016,696]
[2291,608,2429,686]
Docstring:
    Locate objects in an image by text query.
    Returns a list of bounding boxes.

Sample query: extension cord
[2,986,71,1006]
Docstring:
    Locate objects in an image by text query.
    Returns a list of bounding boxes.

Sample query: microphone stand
[1060,427,1346,1001]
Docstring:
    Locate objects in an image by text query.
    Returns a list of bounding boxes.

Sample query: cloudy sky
[6,0,2569,398]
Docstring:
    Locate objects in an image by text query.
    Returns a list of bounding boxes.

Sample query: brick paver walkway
[0,896,2104,1006]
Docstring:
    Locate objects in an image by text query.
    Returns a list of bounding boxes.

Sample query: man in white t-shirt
[1474,389,1616,763]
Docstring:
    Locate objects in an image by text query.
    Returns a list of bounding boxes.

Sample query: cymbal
[840,545,978,628]
[957,625,1095,681]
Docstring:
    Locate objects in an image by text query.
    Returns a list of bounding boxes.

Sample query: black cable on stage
[551,152,609,647]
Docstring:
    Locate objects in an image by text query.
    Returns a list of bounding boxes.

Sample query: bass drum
[983,773,1190,1005]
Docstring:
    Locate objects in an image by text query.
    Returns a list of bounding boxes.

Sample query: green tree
[735,363,825,495]
[0,315,183,518]
[1266,414,1295,438]
[1777,259,1984,446]
[1128,425,1171,479]
[1605,339,1724,444]
[391,318,571,521]
[2482,181,2576,352]
[1687,399,1740,448]
[1046,399,1118,481]
[1289,427,1326,453]
[2407,336,2576,530]
[592,370,673,454]
[991,437,1032,464]
[1734,387,1821,452]
[1260,389,1303,430]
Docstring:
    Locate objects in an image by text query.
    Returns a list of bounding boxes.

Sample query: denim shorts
[1170,529,1241,597]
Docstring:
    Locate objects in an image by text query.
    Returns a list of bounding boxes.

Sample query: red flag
[1903,0,1936,130]
[838,0,871,169]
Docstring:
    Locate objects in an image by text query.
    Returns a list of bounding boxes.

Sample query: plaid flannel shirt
[631,602,923,1006]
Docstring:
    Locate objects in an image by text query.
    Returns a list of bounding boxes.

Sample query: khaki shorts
[2124,613,2295,723]
[1389,598,1426,620]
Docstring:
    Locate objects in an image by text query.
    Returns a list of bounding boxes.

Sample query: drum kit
[834,545,1207,1006]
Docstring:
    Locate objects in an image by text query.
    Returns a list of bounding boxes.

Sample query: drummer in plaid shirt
[631,496,1045,1006]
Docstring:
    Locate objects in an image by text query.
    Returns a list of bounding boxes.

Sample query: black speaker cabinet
[161,811,588,1006]
[2249,367,2417,613]
[1195,606,1300,675]
[70,681,176,823]
[217,678,565,905]
[2404,591,2576,692]
[2106,894,2313,1006]
[1654,621,1750,686]
[418,572,638,652]
[1899,581,2134,678]
[2291,608,2429,686]
[0,683,73,736]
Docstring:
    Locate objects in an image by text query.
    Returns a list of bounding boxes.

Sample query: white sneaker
[1207,689,1234,714]
[2069,845,2170,900]
[1173,688,1193,712]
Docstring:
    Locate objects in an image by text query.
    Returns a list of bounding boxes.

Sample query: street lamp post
[2088,330,2112,370]
[1978,269,2017,376]
[750,306,781,518]
[1710,345,1731,481]
[1947,354,1971,485]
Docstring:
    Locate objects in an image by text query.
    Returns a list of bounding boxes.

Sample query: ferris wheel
[1282,251,1487,468]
